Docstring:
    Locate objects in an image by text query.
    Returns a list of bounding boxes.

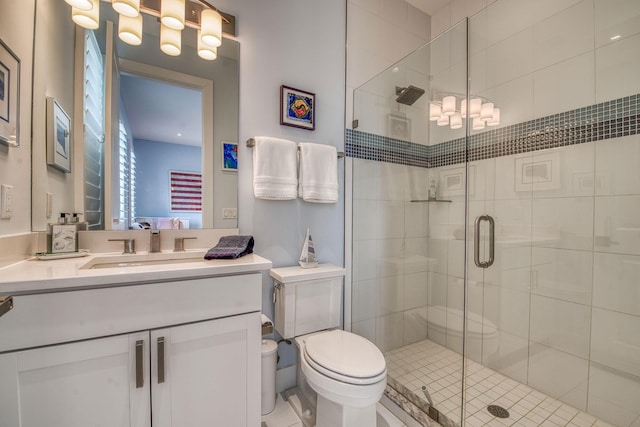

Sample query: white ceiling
[120,74,203,147]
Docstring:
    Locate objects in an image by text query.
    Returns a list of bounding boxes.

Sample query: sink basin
[81,251,207,270]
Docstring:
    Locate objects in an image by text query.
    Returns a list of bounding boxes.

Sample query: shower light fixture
[430,93,500,130]
[65,0,234,61]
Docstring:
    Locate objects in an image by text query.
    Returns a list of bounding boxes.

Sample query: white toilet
[270,264,387,427]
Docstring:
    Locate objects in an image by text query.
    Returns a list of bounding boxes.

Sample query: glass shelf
[410,199,452,203]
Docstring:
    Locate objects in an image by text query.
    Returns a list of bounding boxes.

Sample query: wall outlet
[1,184,14,219]
[222,208,237,219]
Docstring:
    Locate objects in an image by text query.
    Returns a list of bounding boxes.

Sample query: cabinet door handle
[157,337,165,384]
[135,340,144,388]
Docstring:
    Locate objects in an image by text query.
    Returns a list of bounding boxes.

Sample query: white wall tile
[446,309,465,353]
[531,247,593,305]
[588,362,640,427]
[532,0,594,71]
[353,199,379,241]
[427,305,447,346]
[352,279,379,322]
[352,318,377,344]
[403,271,428,310]
[595,135,640,196]
[594,0,640,48]
[447,238,465,278]
[595,33,640,102]
[485,0,535,46]
[405,237,430,274]
[404,307,428,345]
[528,342,589,411]
[482,330,529,383]
[532,197,594,251]
[405,202,429,238]
[532,143,595,198]
[376,312,405,352]
[533,52,596,118]
[593,252,640,316]
[530,295,591,358]
[486,28,534,88]
[353,239,378,281]
[494,153,533,200]
[379,201,406,238]
[484,284,530,338]
[431,3,452,40]
[591,308,640,377]
[352,159,380,201]
[594,195,640,255]
[378,238,406,277]
[481,75,534,128]
[407,4,431,40]
[378,275,404,316]
[427,237,448,274]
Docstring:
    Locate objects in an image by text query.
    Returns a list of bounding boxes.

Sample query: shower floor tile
[384,339,616,427]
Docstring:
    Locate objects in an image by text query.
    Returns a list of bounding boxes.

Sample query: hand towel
[204,235,254,259]
[253,136,298,200]
[298,142,339,203]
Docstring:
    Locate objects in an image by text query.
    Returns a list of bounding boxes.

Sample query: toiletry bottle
[428,179,438,200]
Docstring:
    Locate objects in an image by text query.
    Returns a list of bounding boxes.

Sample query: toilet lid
[304,330,386,381]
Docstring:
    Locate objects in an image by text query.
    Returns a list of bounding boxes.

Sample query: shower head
[395,85,425,105]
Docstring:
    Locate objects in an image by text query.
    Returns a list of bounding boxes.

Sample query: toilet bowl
[270,264,387,427]
[296,330,387,427]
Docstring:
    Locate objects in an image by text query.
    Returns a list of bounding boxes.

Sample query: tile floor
[261,394,303,427]
[385,339,617,427]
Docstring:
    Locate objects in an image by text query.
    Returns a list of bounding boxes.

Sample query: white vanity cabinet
[0,272,263,427]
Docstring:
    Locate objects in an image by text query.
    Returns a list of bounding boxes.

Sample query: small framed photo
[222,141,238,171]
[280,85,315,130]
[47,97,72,173]
[0,38,20,147]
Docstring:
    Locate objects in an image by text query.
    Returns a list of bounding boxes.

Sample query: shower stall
[349,2,640,426]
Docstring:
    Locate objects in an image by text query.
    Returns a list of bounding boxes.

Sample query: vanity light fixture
[430,93,501,130]
[66,0,235,61]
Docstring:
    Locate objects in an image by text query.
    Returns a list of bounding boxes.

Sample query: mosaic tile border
[347,94,640,168]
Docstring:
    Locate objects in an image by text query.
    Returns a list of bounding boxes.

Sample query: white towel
[252,136,298,200]
[298,142,339,203]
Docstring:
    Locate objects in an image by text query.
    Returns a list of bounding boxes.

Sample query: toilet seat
[303,330,386,385]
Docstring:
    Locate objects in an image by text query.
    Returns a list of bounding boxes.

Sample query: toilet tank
[270,264,346,339]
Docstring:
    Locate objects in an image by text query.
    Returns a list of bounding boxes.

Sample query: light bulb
[481,102,494,120]
[469,98,481,118]
[65,0,92,11]
[472,117,485,130]
[450,113,462,129]
[442,96,456,116]
[486,108,500,126]
[113,0,139,18]
[72,0,99,29]
[161,0,185,30]
[429,103,442,121]
[198,30,218,60]
[119,13,143,45]
[160,25,181,56]
[200,9,223,47]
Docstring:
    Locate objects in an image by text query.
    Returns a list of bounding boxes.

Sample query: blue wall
[133,139,202,228]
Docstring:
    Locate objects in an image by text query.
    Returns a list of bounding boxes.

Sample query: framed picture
[46,97,72,173]
[170,170,202,212]
[0,38,20,147]
[222,141,238,171]
[388,114,410,140]
[280,85,315,130]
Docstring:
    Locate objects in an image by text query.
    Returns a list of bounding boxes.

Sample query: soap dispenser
[428,179,438,200]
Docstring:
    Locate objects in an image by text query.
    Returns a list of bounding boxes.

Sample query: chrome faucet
[109,238,136,254]
[174,236,197,252]
[150,231,161,253]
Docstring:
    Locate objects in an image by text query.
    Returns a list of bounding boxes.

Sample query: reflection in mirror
[31,0,239,232]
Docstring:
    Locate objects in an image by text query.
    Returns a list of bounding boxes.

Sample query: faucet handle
[109,238,136,254]
[174,236,197,252]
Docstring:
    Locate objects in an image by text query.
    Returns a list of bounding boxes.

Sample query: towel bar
[246,138,345,158]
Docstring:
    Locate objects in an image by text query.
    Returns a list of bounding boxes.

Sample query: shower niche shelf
[410,199,452,203]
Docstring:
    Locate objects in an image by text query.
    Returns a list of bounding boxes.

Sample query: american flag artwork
[170,171,202,211]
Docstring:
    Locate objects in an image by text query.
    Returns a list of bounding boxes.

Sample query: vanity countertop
[0,251,272,295]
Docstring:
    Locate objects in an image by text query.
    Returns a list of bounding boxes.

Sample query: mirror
[31,0,239,231]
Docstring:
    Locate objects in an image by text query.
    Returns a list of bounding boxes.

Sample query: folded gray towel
[204,235,254,259]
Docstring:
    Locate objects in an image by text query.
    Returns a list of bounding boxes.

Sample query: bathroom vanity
[0,252,271,427]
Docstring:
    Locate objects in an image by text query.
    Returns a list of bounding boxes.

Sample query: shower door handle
[474,215,495,268]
